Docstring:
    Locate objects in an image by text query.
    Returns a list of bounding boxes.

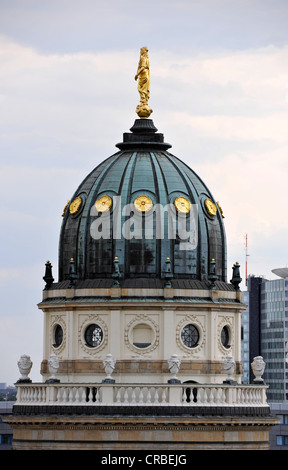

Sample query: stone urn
[46,353,60,383]
[167,354,181,383]
[17,354,33,383]
[251,356,266,383]
[223,355,236,384]
[102,354,116,383]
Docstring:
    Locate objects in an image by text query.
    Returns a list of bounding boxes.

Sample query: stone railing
[14,382,269,408]
[14,353,269,416]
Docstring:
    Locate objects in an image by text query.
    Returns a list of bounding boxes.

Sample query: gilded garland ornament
[135,47,153,119]
[134,195,153,212]
[62,200,70,217]
[69,196,82,215]
[95,195,113,212]
[174,196,191,214]
[217,201,225,218]
[204,198,217,216]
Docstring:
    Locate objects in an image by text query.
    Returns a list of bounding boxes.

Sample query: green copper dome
[58,119,227,285]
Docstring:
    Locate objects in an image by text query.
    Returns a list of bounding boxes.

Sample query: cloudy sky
[0,0,287,385]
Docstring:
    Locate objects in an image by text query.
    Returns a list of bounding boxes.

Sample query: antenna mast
[245,233,249,285]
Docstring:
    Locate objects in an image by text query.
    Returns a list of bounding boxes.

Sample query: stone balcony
[13,382,270,418]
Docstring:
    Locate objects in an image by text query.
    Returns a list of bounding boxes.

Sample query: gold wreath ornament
[174,196,191,214]
[95,195,113,212]
[69,197,82,215]
[204,198,217,216]
[134,195,153,212]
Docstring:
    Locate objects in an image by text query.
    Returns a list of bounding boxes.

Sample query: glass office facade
[241,276,288,400]
[261,278,288,402]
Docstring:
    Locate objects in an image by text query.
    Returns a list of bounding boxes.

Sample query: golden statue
[135,47,153,118]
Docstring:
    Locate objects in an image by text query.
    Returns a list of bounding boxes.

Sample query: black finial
[43,260,54,289]
[208,258,218,289]
[163,257,173,288]
[68,258,77,288]
[230,262,242,291]
[116,119,171,151]
[112,256,121,287]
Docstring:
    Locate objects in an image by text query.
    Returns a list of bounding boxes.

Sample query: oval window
[132,323,153,349]
[85,324,103,348]
[221,325,230,348]
[181,324,199,348]
[53,324,63,348]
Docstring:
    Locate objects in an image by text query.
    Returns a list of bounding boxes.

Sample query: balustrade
[15,383,268,408]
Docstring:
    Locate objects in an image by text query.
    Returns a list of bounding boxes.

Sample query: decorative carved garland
[79,314,108,356]
[176,315,205,356]
[125,314,159,356]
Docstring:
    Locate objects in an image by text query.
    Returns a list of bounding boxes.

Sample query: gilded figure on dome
[135,47,153,118]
